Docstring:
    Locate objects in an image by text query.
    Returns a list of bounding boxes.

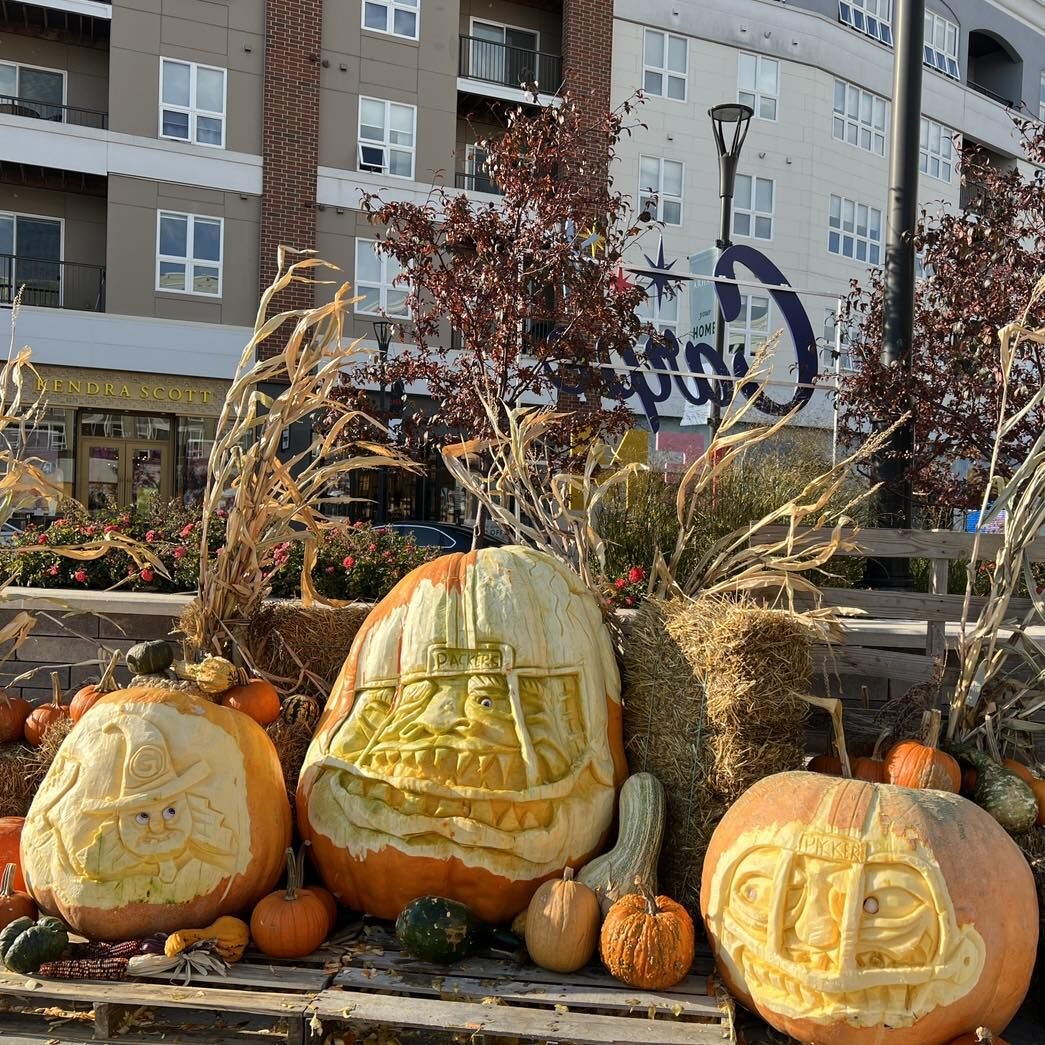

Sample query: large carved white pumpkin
[21,686,291,940]
[297,547,626,923]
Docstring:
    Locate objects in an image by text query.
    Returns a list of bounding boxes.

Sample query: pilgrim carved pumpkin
[701,772,1037,1045]
[297,548,626,923]
[20,685,291,941]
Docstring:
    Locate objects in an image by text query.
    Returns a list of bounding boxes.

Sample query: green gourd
[3,917,69,974]
[125,640,174,676]
[578,772,666,916]
[0,916,34,963]
[395,896,481,965]
[950,745,1038,834]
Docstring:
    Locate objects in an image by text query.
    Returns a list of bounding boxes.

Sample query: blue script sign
[549,244,819,433]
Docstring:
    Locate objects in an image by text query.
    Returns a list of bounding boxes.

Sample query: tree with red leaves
[837,120,1045,512]
[330,93,653,460]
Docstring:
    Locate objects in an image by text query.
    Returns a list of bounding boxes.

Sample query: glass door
[128,443,167,509]
[79,438,170,509]
[82,440,121,509]
[0,215,62,307]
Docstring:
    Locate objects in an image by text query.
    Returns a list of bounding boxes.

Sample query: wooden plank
[333,965,722,1019]
[757,525,1045,561]
[807,586,1035,624]
[814,645,940,684]
[0,1011,288,1045]
[137,961,331,992]
[926,559,948,658]
[312,987,729,1044]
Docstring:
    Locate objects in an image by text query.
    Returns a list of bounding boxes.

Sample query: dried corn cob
[70,939,143,959]
[37,956,130,980]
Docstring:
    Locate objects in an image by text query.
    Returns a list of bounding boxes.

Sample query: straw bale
[0,717,76,817]
[266,716,315,817]
[622,597,812,917]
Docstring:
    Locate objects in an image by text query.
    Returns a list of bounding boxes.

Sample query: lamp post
[372,319,392,525]
[707,103,753,438]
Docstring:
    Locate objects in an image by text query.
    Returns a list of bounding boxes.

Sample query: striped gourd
[578,772,665,916]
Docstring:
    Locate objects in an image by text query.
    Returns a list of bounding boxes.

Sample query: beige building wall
[108,0,265,154]
[105,175,260,326]
[0,33,109,113]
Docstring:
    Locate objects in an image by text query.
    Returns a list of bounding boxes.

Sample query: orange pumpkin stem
[282,846,302,902]
[49,672,64,708]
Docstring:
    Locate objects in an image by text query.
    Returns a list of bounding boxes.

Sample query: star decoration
[610,265,633,295]
[639,238,680,306]
[580,224,605,258]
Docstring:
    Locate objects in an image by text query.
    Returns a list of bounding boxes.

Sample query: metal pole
[709,198,732,438]
[868,0,923,590]
[376,366,387,524]
[832,296,843,468]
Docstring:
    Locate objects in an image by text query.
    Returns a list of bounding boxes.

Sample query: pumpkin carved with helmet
[297,548,626,923]
[700,772,1037,1045]
[20,686,292,941]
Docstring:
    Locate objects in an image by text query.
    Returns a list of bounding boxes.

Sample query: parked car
[387,521,503,553]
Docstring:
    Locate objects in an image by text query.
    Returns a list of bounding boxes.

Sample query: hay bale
[0,717,76,817]
[267,716,316,815]
[622,597,813,917]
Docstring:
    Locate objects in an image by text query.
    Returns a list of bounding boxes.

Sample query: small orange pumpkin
[0,862,36,930]
[807,754,842,775]
[306,885,338,931]
[852,755,886,783]
[251,847,330,958]
[222,678,281,726]
[1002,758,1035,784]
[70,651,120,723]
[0,819,25,891]
[885,710,960,792]
[23,673,71,748]
[600,877,694,990]
[0,691,31,744]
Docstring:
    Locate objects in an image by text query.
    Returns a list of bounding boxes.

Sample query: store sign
[35,376,216,406]
[550,244,819,433]
[32,366,229,417]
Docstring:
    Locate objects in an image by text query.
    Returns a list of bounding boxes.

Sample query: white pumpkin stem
[562,866,575,883]
[283,847,301,901]
[922,709,942,751]
[98,649,121,694]
[0,863,13,898]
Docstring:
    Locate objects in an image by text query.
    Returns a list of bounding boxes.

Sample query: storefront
[19,365,230,519]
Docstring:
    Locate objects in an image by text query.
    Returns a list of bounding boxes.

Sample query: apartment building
[612,0,1045,470]
[0,0,1040,519]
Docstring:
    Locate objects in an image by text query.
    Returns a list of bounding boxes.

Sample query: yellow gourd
[192,656,241,695]
[164,915,250,963]
[524,867,601,973]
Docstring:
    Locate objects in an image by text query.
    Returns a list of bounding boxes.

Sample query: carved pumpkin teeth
[498,807,521,831]
[434,749,457,777]
[478,755,497,784]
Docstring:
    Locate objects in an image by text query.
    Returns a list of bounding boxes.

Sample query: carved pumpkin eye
[135,812,150,825]
[863,896,880,914]
[163,806,177,821]
[479,698,493,709]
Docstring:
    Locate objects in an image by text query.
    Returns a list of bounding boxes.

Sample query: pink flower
[145,530,157,543]
[180,523,194,538]
[354,521,366,530]
[54,518,66,525]
[367,543,377,553]
[73,568,87,584]
[140,568,155,583]
[382,550,392,560]
[325,566,335,575]
[624,595,636,607]
[103,524,118,534]
[47,565,59,577]
[628,566,646,584]
[614,577,627,590]
[85,524,98,536]
[343,556,355,569]
[217,509,226,518]
[36,534,47,545]
[174,546,186,560]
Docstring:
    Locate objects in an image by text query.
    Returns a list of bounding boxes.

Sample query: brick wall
[258,0,324,358]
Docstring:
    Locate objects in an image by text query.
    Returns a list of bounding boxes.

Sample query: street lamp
[707,102,753,437]
[372,319,393,524]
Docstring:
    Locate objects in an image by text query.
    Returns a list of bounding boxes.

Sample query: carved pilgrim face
[299,548,624,921]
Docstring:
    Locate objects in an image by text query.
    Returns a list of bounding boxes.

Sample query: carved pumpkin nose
[411,692,466,735]
[148,815,166,835]
[794,878,841,951]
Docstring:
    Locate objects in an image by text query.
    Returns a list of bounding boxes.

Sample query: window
[636,287,679,338]
[639,156,684,226]
[738,53,779,121]
[362,0,419,40]
[728,294,771,357]
[924,11,959,79]
[828,195,882,265]
[733,175,774,240]
[160,59,226,147]
[920,117,957,183]
[0,212,62,306]
[0,62,65,119]
[465,145,499,194]
[469,21,542,87]
[838,0,893,46]
[358,97,416,179]
[156,212,223,296]
[643,29,687,101]
[355,239,408,316]
[1038,69,1044,121]
[822,309,856,371]
[833,80,887,156]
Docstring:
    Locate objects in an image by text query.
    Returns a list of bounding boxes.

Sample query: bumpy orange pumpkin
[21,684,292,940]
[251,847,330,958]
[222,679,281,726]
[701,771,1037,1045]
[600,878,694,990]
[70,652,121,724]
[0,692,31,743]
[297,548,626,923]
[0,818,26,891]
[885,713,960,792]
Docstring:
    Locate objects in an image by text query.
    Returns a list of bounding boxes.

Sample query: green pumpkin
[950,745,1038,833]
[395,896,481,965]
[126,640,174,676]
[0,917,34,963]
[3,918,68,974]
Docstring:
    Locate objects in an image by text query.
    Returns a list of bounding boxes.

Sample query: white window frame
[828,194,882,266]
[642,28,688,102]
[838,0,893,46]
[729,294,772,358]
[0,210,65,306]
[822,309,857,372]
[923,11,959,80]
[833,80,888,156]
[467,18,541,86]
[357,96,417,180]
[1040,70,1045,122]
[920,117,957,183]
[638,156,684,227]
[155,211,224,297]
[361,0,420,41]
[158,58,227,148]
[636,287,679,338]
[354,238,409,317]
[0,60,67,108]
[733,175,775,241]
[737,53,779,122]
[465,144,498,194]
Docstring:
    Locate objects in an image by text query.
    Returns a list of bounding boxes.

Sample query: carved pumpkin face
[21,687,292,941]
[701,772,1037,1045]
[298,548,626,923]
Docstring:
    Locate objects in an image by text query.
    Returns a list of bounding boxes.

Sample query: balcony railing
[458,35,562,93]
[0,94,108,130]
[454,171,502,195]
[966,80,1018,108]
[0,255,106,312]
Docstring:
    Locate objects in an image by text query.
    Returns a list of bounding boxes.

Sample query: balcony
[0,94,108,130]
[454,171,502,195]
[458,35,562,105]
[0,1,111,44]
[0,256,105,312]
